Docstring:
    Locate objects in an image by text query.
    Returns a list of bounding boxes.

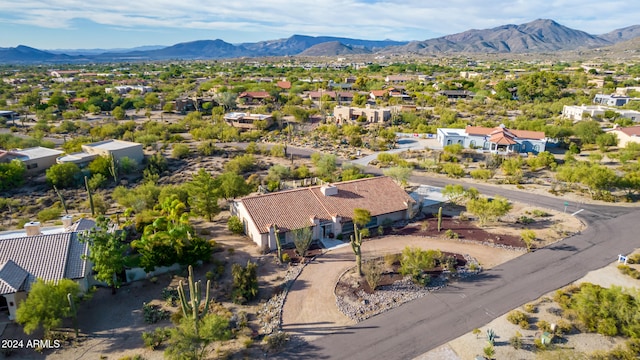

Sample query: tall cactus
[53,185,68,215]
[108,155,118,183]
[67,293,79,338]
[84,176,94,216]
[177,265,211,336]
[437,206,443,232]
[350,223,363,276]
[274,224,283,263]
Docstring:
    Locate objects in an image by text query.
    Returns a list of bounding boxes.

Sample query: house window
[342,221,354,234]
[26,163,38,169]
[469,140,476,148]
[533,144,540,153]
[365,216,378,228]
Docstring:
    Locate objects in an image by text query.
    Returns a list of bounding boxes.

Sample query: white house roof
[0,219,93,295]
[57,151,97,164]
[83,139,141,151]
[12,147,63,160]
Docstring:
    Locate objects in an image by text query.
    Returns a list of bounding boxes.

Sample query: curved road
[257,144,640,359]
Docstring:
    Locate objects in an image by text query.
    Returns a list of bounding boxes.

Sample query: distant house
[608,125,640,148]
[0,147,64,174]
[231,177,415,250]
[238,91,272,105]
[276,81,291,90]
[385,75,414,84]
[436,90,475,100]
[0,218,94,321]
[224,112,274,130]
[333,105,391,123]
[0,110,18,122]
[58,140,144,166]
[437,125,547,154]
[562,105,640,122]
[593,94,631,107]
[308,91,354,103]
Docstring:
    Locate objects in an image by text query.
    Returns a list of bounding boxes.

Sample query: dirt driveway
[281,235,524,342]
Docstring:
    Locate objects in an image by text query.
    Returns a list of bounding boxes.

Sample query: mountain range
[1,19,639,64]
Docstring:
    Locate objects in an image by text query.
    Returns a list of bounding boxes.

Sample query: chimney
[24,221,41,236]
[61,215,73,230]
[320,184,338,196]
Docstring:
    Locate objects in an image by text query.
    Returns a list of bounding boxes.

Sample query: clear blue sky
[0,1,638,50]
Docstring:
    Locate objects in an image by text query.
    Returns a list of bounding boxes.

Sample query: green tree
[112,106,126,120]
[311,153,337,180]
[189,169,220,221]
[172,144,191,159]
[46,162,81,188]
[292,226,313,257]
[16,278,81,337]
[596,132,618,152]
[573,120,603,144]
[0,159,26,190]
[88,156,111,177]
[383,166,412,187]
[216,171,251,199]
[399,246,442,286]
[79,216,128,294]
[466,195,512,226]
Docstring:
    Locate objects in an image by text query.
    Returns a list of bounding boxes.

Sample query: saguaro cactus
[350,223,363,276]
[53,185,68,215]
[84,176,94,216]
[177,265,211,336]
[437,206,443,232]
[274,224,283,263]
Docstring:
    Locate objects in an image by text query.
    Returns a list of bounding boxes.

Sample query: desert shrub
[532,209,551,217]
[444,229,458,239]
[524,303,537,313]
[142,303,170,324]
[171,144,190,159]
[37,206,62,223]
[555,319,573,335]
[161,287,179,307]
[264,331,289,351]
[534,338,547,350]
[441,163,465,178]
[399,247,441,286]
[384,253,400,267]
[88,173,107,190]
[231,261,258,304]
[627,254,640,264]
[227,216,244,234]
[517,216,535,224]
[469,169,492,180]
[507,310,529,327]
[618,264,640,279]
[483,344,495,358]
[363,259,383,290]
[142,327,170,349]
[282,253,291,263]
[537,320,551,332]
[509,333,523,349]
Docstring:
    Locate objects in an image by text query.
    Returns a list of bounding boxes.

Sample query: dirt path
[281,235,524,342]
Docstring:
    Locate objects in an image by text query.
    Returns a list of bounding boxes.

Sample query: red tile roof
[277,81,291,89]
[238,91,271,99]
[615,125,640,137]
[239,177,413,234]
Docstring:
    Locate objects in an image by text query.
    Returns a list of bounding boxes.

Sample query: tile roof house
[231,177,415,250]
[238,91,272,105]
[437,125,547,154]
[0,218,94,320]
[608,125,640,148]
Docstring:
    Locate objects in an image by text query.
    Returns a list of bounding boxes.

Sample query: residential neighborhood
[1,35,640,360]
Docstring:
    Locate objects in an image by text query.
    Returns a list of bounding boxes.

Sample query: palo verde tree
[79,216,128,294]
[351,208,371,276]
[16,278,81,337]
[466,195,512,226]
